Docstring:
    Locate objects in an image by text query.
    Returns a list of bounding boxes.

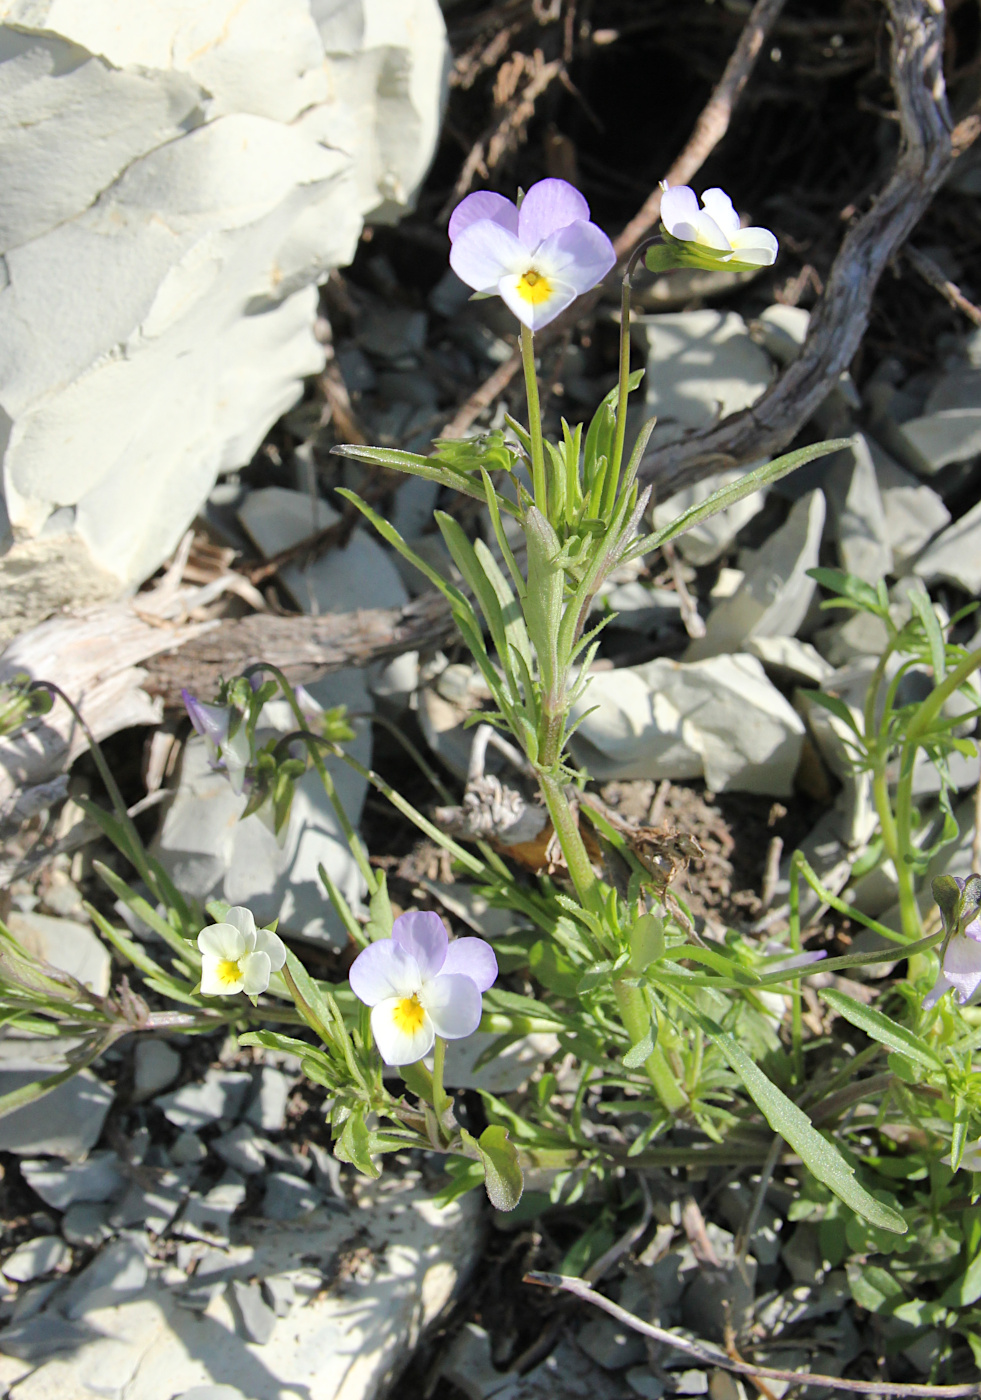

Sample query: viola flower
[197,906,286,998]
[448,178,616,332]
[923,914,981,1008]
[656,184,778,273]
[182,689,252,794]
[348,911,498,1066]
[943,1140,981,1173]
[762,941,827,975]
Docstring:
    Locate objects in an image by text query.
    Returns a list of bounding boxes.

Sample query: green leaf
[818,989,943,1071]
[335,1108,380,1178]
[474,1125,523,1212]
[908,584,946,682]
[807,567,884,613]
[623,1027,656,1070]
[331,443,519,514]
[803,689,864,740]
[679,996,907,1234]
[529,941,581,997]
[847,1261,905,1313]
[432,1154,486,1209]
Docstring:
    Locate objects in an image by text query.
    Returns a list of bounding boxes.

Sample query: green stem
[603,274,632,517]
[613,981,687,1113]
[872,765,921,941]
[520,324,547,515]
[905,644,981,745]
[787,853,804,1085]
[538,770,598,911]
[432,1036,452,1138]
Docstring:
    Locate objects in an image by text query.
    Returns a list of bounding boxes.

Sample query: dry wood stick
[439,0,788,440]
[906,243,981,328]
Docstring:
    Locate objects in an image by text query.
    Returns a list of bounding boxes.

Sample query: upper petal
[497,273,578,330]
[392,911,448,980]
[420,973,483,1040]
[349,939,420,1006]
[198,923,248,961]
[699,188,741,242]
[692,209,732,251]
[254,926,287,972]
[440,937,498,993]
[535,220,616,295]
[659,185,701,239]
[224,906,257,950]
[449,220,527,292]
[518,178,590,249]
[942,933,981,1004]
[449,190,518,243]
[370,999,435,1066]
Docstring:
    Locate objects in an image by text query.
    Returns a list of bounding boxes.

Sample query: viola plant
[5,176,981,1240]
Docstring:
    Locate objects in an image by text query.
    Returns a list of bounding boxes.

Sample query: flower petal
[182,692,229,748]
[254,926,286,972]
[518,178,590,249]
[497,272,578,330]
[691,209,732,251]
[200,955,245,996]
[224,907,257,949]
[922,968,952,1010]
[239,950,271,997]
[449,220,526,292]
[449,190,518,243]
[349,939,420,1006]
[699,188,741,242]
[659,185,701,240]
[440,937,498,992]
[371,999,435,1066]
[941,932,981,1004]
[420,973,482,1040]
[198,923,248,961]
[535,220,616,295]
[392,911,448,980]
[729,227,779,264]
[222,724,252,795]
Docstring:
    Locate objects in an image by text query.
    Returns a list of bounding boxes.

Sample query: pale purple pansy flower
[349,911,498,1066]
[198,906,286,998]
[923,915,981,1008]
[660,184,777,268]
[942,1139,981,1173]
[182,689,251,794]
[448,178,616,332]
[762,940,827,976]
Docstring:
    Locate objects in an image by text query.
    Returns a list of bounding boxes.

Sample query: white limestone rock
[569,653,805,796]
[867,436,950,567]
[651,466,767,568]
[686,491,826,662]
[637,309,772,432]
[890,409,981,475]
[4,910,110,996]
[0,0,447,628]
[825,436,892,583]
[913,497,981,595]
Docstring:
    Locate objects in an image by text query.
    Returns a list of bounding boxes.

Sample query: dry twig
[906,243,981,328]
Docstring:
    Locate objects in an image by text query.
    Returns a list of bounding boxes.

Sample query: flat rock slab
[638,310,772,431]
[4,913,111,997]
[5,1176,481,1400]
[1,1237,70,1284]
[156,1072,253,1131]
[0,1068,113,1159]
[132,1041,182,1102]
[21,1152,124,1210]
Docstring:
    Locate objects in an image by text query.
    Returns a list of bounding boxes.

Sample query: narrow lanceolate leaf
[907,584,946,683]
[680,999,906,1234]
[818,989,943,1071]
[475,1125,523,1211]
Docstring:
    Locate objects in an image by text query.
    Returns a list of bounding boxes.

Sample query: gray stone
[894,409,981,474]
[682,1257,757,1343]
[780,1226,825,1285]
[570,654,804,797]
[213,1124,268,1176]
[168,1132,208,1166]
[357,305,428,362]
[626,1372,666,1400]
[439,1321,514,1398]
[132,1040,181,1102]
[651,467,767,568]
[262,1172,322,1221]
[5,911,111,997]
[638,310,772,431]
[8,1277,65,1323]
[597,581,684,636]
[674,1372,709,1396]
[108,1174,188,1234]
[61,1202,112,1248]
[244,1066,292,1133]
[61,1238,148,1318]
[261,1274,296,1318]
[441,1033,559,1095]
[229,1278,277,1345]
[745,636,834,685]
[21,1151,124,1210]
[155,1070,252,1130]
[913,496,981,595]
[869,437,950,566]
[1,1236,70,1283]
[826,436,892,583]
[0,1314,94,1361]
[176,1390,247,1400]
[576,1312,646,1371]
[175,1173,247,1245]
[716,1181,783,1265]
[687,491,826,661]
[0,1068,113,1159]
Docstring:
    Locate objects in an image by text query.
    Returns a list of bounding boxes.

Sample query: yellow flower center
[392,994,426,1034]
[516,268,552,304]
[216,958,242,985]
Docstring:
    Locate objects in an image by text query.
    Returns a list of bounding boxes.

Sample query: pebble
[626,1371,666,1400]
[261,1274,296,1318]
[1,1236,69,1283]
[21,1151,124,1209]
[176,1389,249,1400]
[61,1238,148,1318]
[0,1068,113,1158]
[133,1039,181,1101]
[0,1314,93,1360]
[108,1174,189,1234]
[244,1066,292,1133]
[576,1313,646,1371]
[674,1372,709,1396]
[175,1173,247,1244]
[169,1131,208,1166]
[213,1123,269,1176]
[5,910,111,996]
[9,1277,65,1322]
[230,1278,277,1345]
[155,1070,253,1130]
[61,1202,112,1248]
[261,1172,321,1221]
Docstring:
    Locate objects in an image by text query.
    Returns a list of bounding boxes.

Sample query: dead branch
[640,0,956,498]
[906,242,981,327]
[440,0,787,439]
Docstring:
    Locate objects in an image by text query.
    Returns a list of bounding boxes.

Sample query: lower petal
[200,956,244,996]
[941,933,981,1004]
[371,1000,435,1066]
[729,227,779,264]
[497,274,577,330]
[240,950,272,997]
[421,973,482,1040]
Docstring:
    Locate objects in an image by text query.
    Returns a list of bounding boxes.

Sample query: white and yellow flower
[197,906,286,998]
[654,184,778,273]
